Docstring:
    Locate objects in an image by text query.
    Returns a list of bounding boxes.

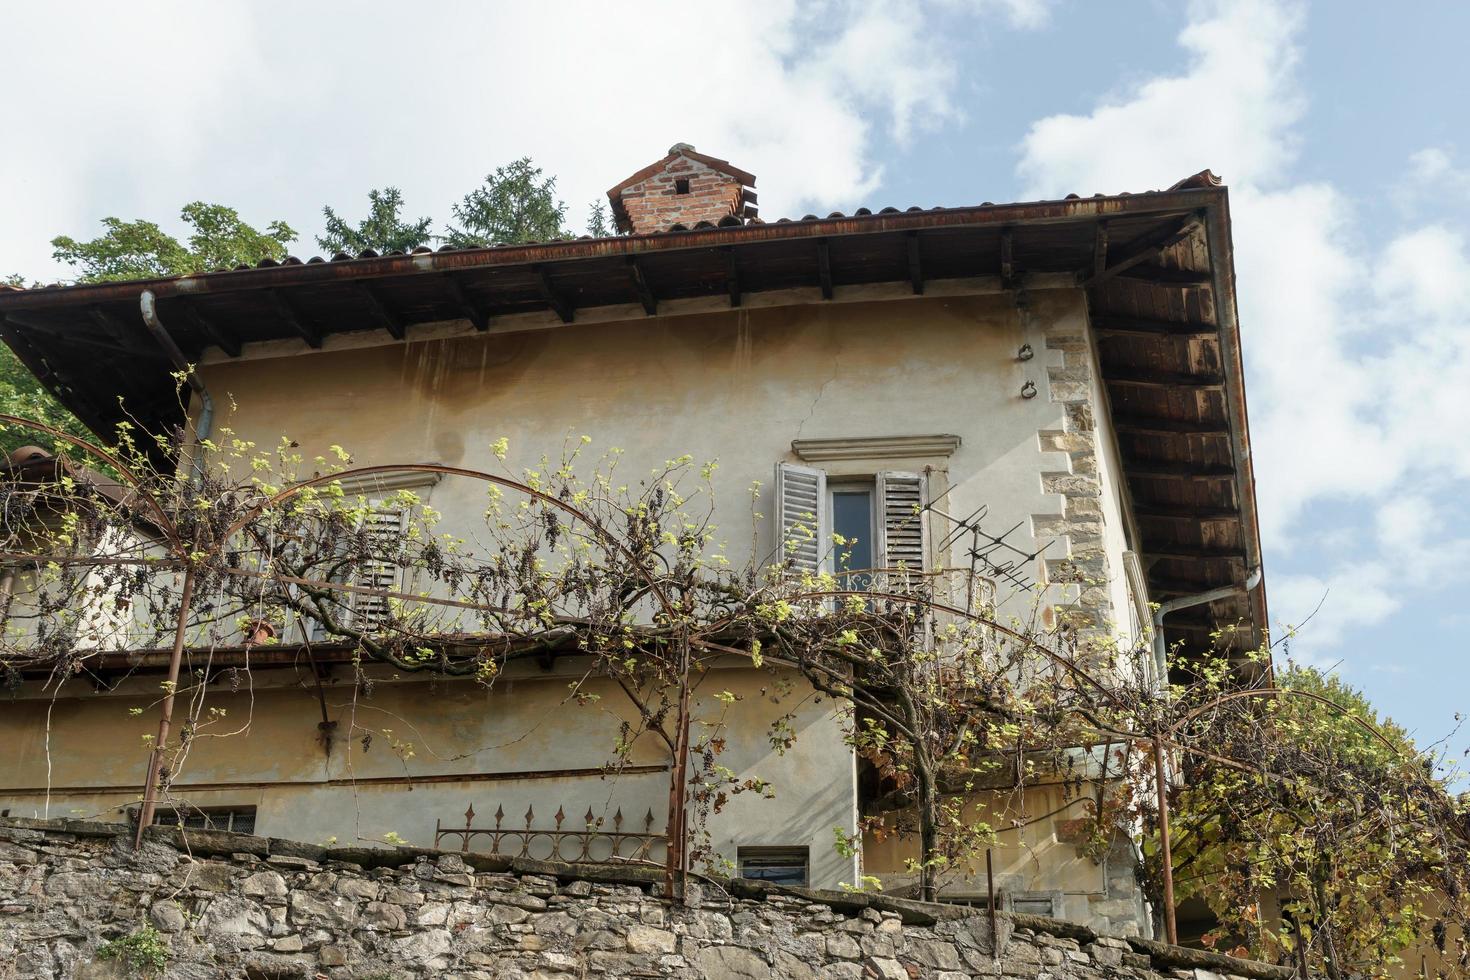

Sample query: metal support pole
[1153,734,1178,945]
[986,849,998,951]
[134,565,196,848]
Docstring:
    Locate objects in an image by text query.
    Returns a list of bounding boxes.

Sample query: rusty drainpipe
[1150,566,1262,684]
[1148,565,1262,945]
[133,290,212,845]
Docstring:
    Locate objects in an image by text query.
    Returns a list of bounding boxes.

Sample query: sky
[3,0,1468,768]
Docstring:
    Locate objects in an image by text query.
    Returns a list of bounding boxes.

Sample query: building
[0,144,1266,936]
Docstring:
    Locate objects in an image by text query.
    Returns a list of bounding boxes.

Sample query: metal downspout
[139,290,212,481]
[1151,566,1263,681]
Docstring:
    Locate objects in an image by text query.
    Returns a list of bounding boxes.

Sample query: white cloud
[1017,0,1304,198]
[0,0,1053,282]
[1015,0,1470,662]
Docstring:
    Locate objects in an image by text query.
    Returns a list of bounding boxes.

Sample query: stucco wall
[3,288,1151,915]
[1,663,857,890]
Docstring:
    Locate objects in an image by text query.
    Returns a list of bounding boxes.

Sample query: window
[674,178,691,195]
[350,506,409,631]
[1010,892,1059,917]
[831,482,875,590]
[938,891,1058,917]
[775,463,928,585]
[738,846,809,887]
[137,805,257,835]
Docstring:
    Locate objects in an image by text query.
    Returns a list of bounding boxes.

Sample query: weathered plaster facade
[3,287,1153,924]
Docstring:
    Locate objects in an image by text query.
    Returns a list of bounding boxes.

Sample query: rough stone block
[241,870,288,900]
[626,924,676,954]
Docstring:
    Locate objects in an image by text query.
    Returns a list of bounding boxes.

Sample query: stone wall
[0,818,1290,980]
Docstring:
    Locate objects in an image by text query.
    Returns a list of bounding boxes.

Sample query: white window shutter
[352,507,408,630]
[877,471,927,578]
[775,462,829,576]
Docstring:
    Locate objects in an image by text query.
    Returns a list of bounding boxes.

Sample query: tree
[585,199,614,238]
[443,158,570,247]
[51,203,297,283]
[317,187,433,255]
[1152,657,1467,978]
[0,347,92,458]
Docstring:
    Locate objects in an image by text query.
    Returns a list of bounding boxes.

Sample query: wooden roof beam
[441,274,488,332]
[1081,213,1203,287]
[9,310,143,358]
[1114,414,1232,436]
[87,306,157,355]
[1145,545,1248,562]
[725,247,741,308]
[1092,220,1109,280]
[626,256,657,316]
[356,283,405,341]
[1105,368,1225,391]
[1115,265,1213,286]
[1134,503,1241,522]
[180,305,242,358]
[817,239,833,299]
[1093,314,1218,338]
[534,266,573,324]
[907,232,923,295]
[1000,227,1016,289]
[1124,461,1236,481]
[269,289,322,348]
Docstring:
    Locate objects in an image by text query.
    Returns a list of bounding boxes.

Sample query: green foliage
[443,158,570,247]
[317,187,433,255]
[1157,657,1463,977]
[97,925,169,975]
[0,345,92,457]
[51,202,296,283]
[585,199,614,238]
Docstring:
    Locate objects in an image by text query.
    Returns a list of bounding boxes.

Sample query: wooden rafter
[907,232,923,295]
[1113,414,1232,436]
[269,290,322,348]
[356,283,405,341]
[725,247,741,308]
[180,305,242,358]
[1081,214,1203,287]
[1145,545,1248,562]
[1093,314,1218,339]
[1105,368,1224,391]
[1092,221,1109,280]
[1000,227,1015,288]
[817,239,833,299]
[1115,265,1213,286]
[1134,503,1240,522]
[1124,461,1235,481]
[626,257,657,316]
[88,306,154,355]
[534,266,573,324]
[441,274,487,332]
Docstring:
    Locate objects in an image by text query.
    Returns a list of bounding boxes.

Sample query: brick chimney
[607,144,757,235]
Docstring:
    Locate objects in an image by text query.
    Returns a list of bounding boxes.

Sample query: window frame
[736,845,811,887]
[828,477,879,587]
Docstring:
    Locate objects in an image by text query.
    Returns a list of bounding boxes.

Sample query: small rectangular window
[674,178,691,195]
[145,805,258,835]
[738,846,809,887]
[1010,893,1058,917]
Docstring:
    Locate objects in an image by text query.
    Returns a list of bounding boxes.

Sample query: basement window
[143,805,258,835]
[674,178,691,195]
[738,846,809,887]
